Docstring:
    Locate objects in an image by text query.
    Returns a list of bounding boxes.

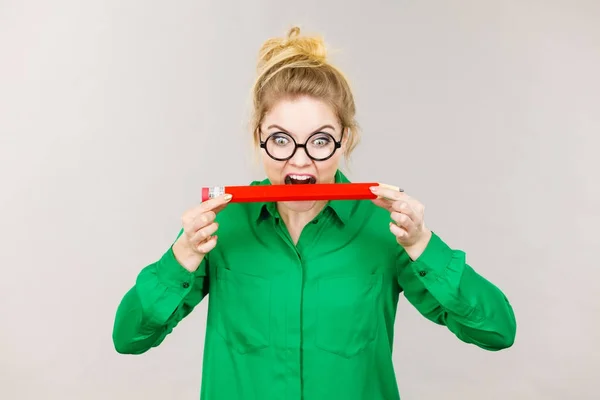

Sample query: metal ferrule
[208,186,225,199]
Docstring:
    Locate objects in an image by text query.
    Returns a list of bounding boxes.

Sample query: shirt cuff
[407,231,480,319]
[156,246,198,291]
[410,231,455,278]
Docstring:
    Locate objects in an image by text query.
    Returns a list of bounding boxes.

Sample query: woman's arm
[112,195,229,354]
[112,245,209,355]
[396,231,517,351]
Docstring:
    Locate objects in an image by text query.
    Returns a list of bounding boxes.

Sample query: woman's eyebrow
[266,124,288,131]
[266,124,336,133]
[312,125,335,132]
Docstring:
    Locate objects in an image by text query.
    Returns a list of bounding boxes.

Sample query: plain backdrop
[1,0,599,399]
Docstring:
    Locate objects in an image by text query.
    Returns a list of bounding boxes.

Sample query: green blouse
[112,170,516,400]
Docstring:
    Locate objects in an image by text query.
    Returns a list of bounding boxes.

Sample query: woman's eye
[312,137,330,146]
[273,136,289,145]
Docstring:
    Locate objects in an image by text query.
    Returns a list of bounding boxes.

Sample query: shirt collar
[252,169,354,225]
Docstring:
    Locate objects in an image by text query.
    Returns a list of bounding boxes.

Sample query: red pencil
[201,182,402,203]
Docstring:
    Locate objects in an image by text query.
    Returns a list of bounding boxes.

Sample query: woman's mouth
[284,174,317,184]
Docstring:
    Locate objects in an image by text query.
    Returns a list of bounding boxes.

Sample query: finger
[182,210,215,235]
[372,196,412,213]
[189,210,216,232]
[196,235,218,254]
[183,195,231,224]
[190,222,219,245]
[391,200,418,221]
[370,185,405,201]
[199,194,233,213]
[370,197,394,212]
[389,221,409,239]
[390,212,417,234]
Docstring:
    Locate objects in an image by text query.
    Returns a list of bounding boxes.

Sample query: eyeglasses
[259,130,343,161]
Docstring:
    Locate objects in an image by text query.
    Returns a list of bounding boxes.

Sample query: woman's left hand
[370,185,432,260]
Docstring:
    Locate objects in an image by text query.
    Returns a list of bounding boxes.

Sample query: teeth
[285,174,316,185]
[289,175,311,180]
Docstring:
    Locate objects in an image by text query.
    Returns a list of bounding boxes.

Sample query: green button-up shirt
[112,170,516,400]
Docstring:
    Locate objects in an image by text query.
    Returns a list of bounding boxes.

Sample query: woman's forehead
[263,96,339,135]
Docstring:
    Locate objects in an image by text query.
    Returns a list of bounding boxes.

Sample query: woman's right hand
[172,193,233,272]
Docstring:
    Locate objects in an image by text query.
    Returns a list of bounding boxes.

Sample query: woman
[112,26,516,400]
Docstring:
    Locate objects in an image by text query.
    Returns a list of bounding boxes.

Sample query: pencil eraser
[201,187,209,202]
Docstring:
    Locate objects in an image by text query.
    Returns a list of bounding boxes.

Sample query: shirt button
[182,282,190,288]
[418,271,427,277]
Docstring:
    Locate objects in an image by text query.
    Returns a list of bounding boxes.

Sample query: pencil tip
[377,183,403,192]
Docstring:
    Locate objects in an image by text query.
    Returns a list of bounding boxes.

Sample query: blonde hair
[250,26,360,163]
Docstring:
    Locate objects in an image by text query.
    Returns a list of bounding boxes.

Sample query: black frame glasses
[259,130,344,161]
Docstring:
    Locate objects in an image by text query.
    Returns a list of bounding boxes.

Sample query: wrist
[403,229,432,261]
[172,239,204,272]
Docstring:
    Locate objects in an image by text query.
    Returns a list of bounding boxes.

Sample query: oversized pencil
[201,182,402,203]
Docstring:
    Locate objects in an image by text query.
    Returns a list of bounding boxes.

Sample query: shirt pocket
[215,266,272,354]
[315,273,382,358]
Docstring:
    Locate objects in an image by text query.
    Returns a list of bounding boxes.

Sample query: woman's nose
[289,146,312,166]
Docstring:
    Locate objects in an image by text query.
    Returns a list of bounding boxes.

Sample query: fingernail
[224,194,232,201]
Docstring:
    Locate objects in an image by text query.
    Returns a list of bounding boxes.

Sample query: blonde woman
[113,26,516,400]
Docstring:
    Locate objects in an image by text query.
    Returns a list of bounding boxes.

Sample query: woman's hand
[370,185,432,260]
[172,194,232,272]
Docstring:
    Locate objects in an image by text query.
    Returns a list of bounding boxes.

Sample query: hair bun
[257,26,328,68]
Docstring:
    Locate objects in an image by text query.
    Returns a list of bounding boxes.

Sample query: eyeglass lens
[265,132,336,160]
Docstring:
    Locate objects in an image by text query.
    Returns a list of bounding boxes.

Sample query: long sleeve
[396,231,517,351]
[112,244,209,355]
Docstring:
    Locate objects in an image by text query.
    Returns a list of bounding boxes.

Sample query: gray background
[1,0,599,399]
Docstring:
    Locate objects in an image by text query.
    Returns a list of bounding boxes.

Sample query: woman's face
[259,95,346,213]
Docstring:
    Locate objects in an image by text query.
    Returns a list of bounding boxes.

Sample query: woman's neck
[277,200,327,244]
